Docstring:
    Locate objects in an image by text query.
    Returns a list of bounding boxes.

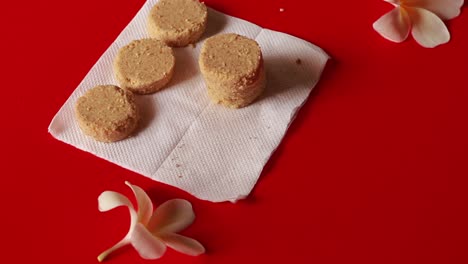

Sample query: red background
[3,0,468,263]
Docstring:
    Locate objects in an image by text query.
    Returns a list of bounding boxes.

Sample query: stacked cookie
[75,0,266,142]
[199,33,265,108]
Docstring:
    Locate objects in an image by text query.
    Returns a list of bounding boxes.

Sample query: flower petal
[384,0,400,6]
[125,181,153,226]
[98,190,138,229]
[408,7,450,48]
[147,199,195,234]
[130,223,167,259]
[159,233,205,256]
[97,191,138,261]
[403,0,464,20]
[98,191,134,212]
[373,7,411,43]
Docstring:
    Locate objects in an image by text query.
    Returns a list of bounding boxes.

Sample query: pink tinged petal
[384,0,401,6]
[130,223,167,259]
[148,199,195,234]
[408,7,450,48]
[98,191,134,212]
[125,181,153,226]
[403,0,464,20]
[159,233,205,256]
[373,7,411,43]
[97,191,138,262]
[98,191,138,230]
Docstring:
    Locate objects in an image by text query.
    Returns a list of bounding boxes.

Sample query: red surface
[3,0,468,263]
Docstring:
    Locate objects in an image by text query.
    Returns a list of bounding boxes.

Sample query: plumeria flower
[97,181,205,262]
[373,0,464,48]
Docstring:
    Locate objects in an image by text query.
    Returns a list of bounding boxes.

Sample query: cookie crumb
[176,164,181,168]
[296,58,302,65]
[178,175,183,178]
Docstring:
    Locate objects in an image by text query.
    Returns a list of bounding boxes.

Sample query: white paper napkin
[48,0,329,202]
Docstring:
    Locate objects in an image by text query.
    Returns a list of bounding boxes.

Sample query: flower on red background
[373,0,464,48]
[97,181,205,262]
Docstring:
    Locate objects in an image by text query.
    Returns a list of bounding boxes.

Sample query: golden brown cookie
[199,33,266,108]
[75,85,139,142]
[148,0,208,47]
[114,39,175,94]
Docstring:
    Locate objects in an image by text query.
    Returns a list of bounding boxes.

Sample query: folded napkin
[48,0,329,202]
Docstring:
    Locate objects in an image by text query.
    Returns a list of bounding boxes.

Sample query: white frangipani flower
[373,0,464,48]
[97,181,205,262]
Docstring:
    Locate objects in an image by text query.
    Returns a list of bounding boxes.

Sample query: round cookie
[148,0,207,47]
[114,39,175,94]
[75,85,139,142]
[199,33,266,108]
